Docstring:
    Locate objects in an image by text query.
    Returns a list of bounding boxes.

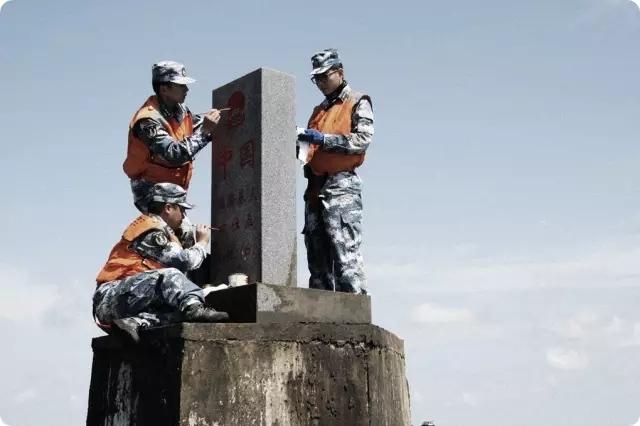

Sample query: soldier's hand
[165,227,181,244]
[202,110,222,135]
[299,128,325,145]
[195,224,211,245]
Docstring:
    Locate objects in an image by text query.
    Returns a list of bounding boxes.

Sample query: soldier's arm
[192,113,205,131]
[133,118,212,166]
[131,229,207,272]
[321,98,374,155]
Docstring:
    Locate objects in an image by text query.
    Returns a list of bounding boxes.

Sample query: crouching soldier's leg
[93,268,228,342]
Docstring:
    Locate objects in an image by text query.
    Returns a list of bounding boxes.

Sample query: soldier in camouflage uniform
[298,49,374,295]
[124,61,223,247]
[93,183,228,342]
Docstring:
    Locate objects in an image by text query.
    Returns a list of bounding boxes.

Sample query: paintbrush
[191,224,221,231]
[198,107,231,115]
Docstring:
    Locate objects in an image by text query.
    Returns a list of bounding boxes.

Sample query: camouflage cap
[310,48,342,75]
[147,183,194,209]
[152,61,196,85]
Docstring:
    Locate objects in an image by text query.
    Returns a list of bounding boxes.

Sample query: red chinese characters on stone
[216,148,233,180]
[216,187,258,214]
[240,139,255,169]
[226,91,246,129]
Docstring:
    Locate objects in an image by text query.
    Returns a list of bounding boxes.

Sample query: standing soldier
[298,49,374,295]
[124,60,222,246]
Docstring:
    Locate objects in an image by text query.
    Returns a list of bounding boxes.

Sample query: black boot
[183,303,229,322]
[112,317,143,344]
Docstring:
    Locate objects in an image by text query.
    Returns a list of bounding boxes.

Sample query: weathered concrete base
[87,323,411,425]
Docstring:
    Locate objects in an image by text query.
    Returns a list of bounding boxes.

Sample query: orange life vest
[96,215,173,284]
[306,91,370,176]
[123,95,194,189]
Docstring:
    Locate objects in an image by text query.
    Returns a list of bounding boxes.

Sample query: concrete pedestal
[204,283,371,324]
[87,322,411,426]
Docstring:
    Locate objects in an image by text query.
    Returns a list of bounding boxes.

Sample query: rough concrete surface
[204,283,371,324]
[87,323,411,425]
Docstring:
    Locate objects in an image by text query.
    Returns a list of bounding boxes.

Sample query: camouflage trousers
[131,179,195,247]
[93,268,204,327]
[303,171,367,294]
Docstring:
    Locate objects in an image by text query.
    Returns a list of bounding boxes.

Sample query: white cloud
[574,0,640,28]
[545,374,559,387]
[546,348,590,371]
[411,303,473,324]
[461,392,479,407]
[550,310,640,348]
[439,247,640,291]
[605,316,625,334]
[550,309,601,340]
[369,240,640,293]
[623,322,640,347]
[368,261,424,283]
[0,415,11,426]
[13,388,37,404]
[0,0,12,12]
[0,264,60,321]
[631,414,640,426]
[451,242,479,257]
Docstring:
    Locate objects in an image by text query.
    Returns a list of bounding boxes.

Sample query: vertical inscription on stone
[211,68,296,286]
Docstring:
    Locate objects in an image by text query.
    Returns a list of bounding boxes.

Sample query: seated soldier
[93,183,228,342]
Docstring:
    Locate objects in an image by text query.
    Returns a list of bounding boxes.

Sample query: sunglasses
[310,69,339,84]
[167,82,188,90]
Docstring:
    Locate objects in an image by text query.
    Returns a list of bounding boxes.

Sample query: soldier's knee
[158,267,183,277]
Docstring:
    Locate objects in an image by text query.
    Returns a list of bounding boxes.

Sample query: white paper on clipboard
[296,126,312,165]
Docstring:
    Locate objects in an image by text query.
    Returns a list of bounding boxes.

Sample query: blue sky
[1,0,640,425]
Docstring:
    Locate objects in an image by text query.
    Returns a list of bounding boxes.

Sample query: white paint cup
[228,273,248,287]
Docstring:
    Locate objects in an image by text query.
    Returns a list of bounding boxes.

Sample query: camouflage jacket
[320,84,374,155]
[132,100,211,166]
[130,214,206,272]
